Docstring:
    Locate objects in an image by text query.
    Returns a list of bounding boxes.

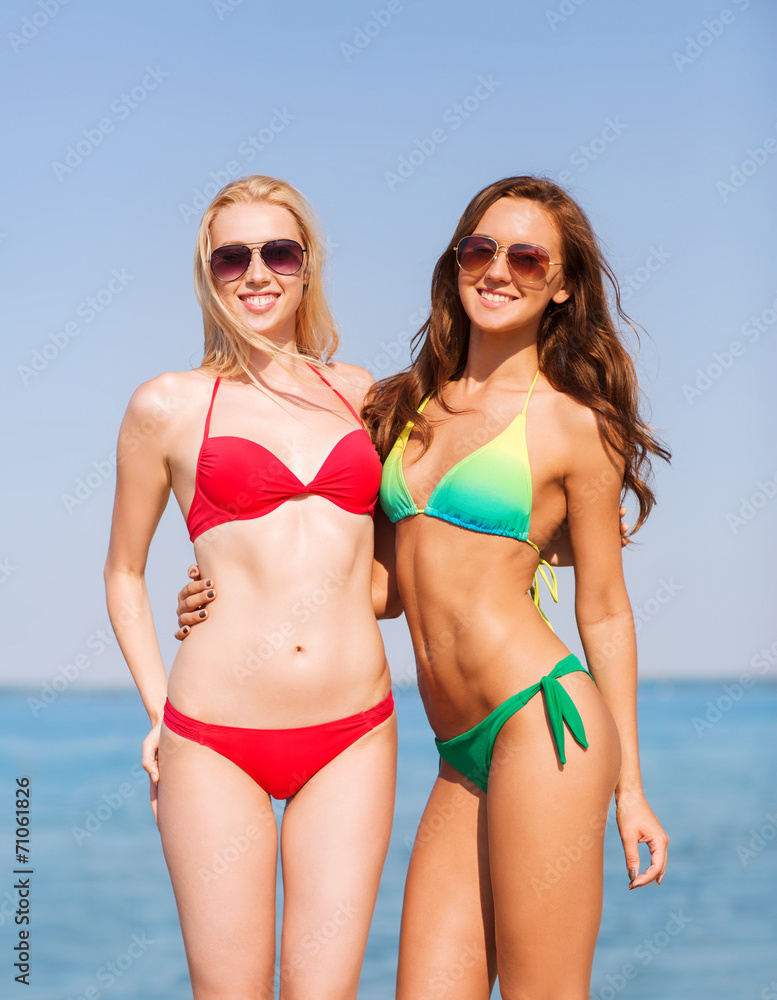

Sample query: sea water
[0,682,774,999]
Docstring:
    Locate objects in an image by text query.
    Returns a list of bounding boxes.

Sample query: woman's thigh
[157,725,279,1000]
[487,672,621,1000]
[278,712,397,1000]
[397,762,496,1000]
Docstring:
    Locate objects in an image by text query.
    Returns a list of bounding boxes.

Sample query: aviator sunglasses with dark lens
[209,239,307,281]
[454,235,561,283]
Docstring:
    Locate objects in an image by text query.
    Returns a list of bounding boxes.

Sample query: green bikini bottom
[434,654,593,793]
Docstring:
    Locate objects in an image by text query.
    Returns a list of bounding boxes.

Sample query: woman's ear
[551,284,571,305]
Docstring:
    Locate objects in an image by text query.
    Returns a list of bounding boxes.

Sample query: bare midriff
[168,496,388,728]
[395,515,571,741]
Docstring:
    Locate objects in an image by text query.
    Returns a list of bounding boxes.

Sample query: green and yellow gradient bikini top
[379,370,559,627]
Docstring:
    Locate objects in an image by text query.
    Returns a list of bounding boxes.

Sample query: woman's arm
[541,507,631,566]
[372,507,403,619]
[174,511,403,637]
[326,361,404,619]
[564,409,668,888]
[104,378,175,785]
[174,507,403,634]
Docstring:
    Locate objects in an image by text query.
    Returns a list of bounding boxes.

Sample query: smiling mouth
[477,289,515,303]
[241,294,278,306]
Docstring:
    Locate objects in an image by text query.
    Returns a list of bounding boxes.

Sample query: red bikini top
[186,364,382,542]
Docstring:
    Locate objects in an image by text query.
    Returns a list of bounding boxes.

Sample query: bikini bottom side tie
[434,653,592,793]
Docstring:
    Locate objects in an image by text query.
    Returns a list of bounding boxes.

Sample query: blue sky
[2,0,775,690]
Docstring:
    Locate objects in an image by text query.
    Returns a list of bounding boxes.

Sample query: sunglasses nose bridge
[243,246,272,281]
[484,243,511,278]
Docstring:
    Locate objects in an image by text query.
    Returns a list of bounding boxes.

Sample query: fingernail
[182,626,189,634]
[628,867,636,880]
[205,580,213,587]
[207,590,214,598]
[199,610,206,618]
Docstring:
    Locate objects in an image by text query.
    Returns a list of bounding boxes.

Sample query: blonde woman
[105,176,398,1000]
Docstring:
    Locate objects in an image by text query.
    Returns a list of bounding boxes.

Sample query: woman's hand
[142,719,163,825]
[542,506,632,566]
[617,506,631,546]
[174,565,216,639]
[616,790,669,888]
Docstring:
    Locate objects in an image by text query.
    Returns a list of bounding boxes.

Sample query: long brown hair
[193,175,339,378]
[363,176,670,530]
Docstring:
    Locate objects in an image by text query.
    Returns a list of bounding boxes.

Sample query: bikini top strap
[306,362,363,424]
[416,392,434,415]
[525,539,559,633]
[202,377,221,441]
[396,392,434,449]
[521,369,541,416]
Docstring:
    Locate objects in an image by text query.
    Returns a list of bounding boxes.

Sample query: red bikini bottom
[162,693,394,800]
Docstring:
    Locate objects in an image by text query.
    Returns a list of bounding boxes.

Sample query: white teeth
[244,295,276,305]
[479,290,513,303]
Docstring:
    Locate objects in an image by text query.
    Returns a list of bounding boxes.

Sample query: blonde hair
[193,175,339,377]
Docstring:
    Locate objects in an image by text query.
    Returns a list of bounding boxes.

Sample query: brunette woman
[366,176,669,999]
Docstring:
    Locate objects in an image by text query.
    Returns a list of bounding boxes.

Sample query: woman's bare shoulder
[327,360,375,387]
[124,369,215,425]
[538,381,613,471]
[548,387,626,489]
[548,386,598,433]
[326,361,375,408]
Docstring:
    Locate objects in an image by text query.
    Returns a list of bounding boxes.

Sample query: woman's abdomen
[167,505,388,726]
[397,517,572,736]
